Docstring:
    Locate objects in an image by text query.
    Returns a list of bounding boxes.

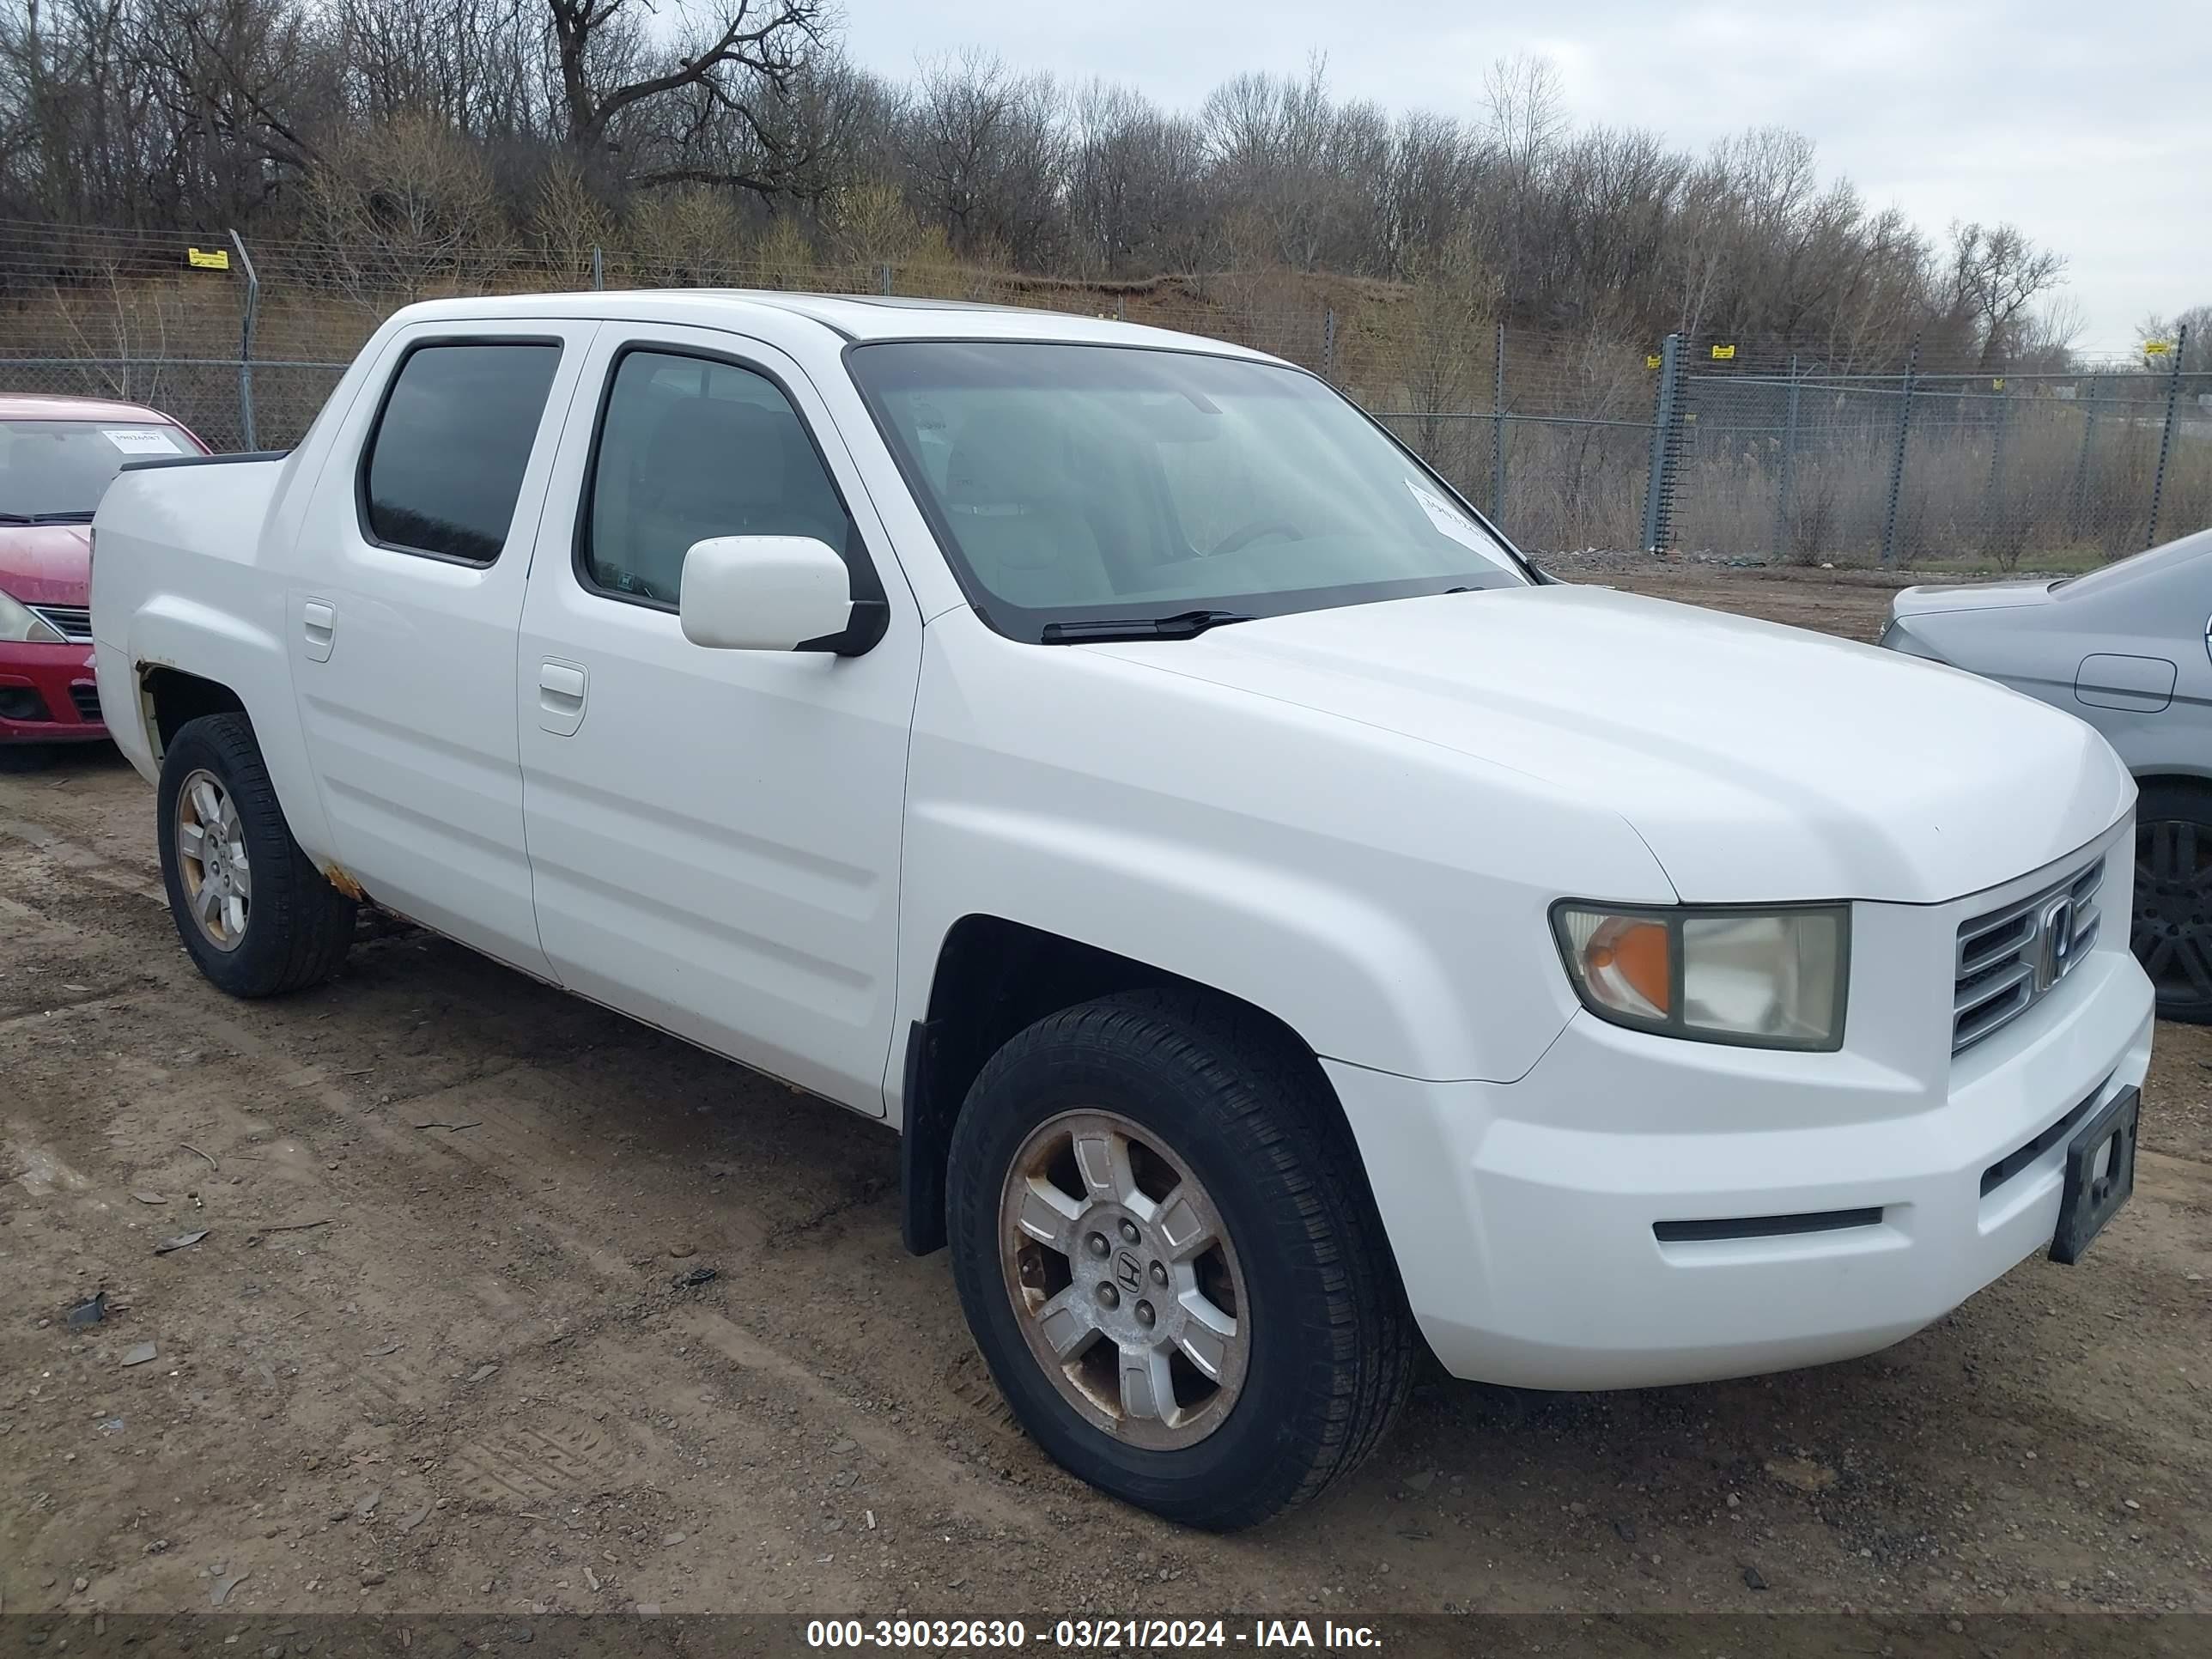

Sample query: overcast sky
[836,0,2209,355]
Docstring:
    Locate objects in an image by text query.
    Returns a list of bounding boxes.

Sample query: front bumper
[1332,827,2156,1391]
[0,641,106,744]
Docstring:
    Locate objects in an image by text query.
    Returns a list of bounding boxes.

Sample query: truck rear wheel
[157,714,356,998]
[945,989,1414,1529]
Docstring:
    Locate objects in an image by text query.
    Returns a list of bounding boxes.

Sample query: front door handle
[538,659,587,737]
[301,599,335,663]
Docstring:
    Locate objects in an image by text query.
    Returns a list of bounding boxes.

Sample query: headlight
[1552,902,1849,1050]
[0,589,67,644]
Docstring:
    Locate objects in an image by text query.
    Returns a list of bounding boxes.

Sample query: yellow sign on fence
[1645,353,1662,370]
[186,246,230,270]
[1710,343,1736,361]
[2144,339,2172,356]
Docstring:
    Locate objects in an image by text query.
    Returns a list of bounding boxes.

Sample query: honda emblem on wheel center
[1115,1250,1143,1292]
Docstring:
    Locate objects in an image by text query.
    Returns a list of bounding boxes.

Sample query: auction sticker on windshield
[103,428,185,454]
[1406,477,1490,554]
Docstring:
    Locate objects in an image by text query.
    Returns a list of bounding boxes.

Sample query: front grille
[1954,856,2104,1054]
[29,604,94,643]
[69,683,101,723]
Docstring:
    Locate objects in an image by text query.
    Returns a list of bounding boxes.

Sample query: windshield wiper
[0,513,32,524]
[29,511,94,524]
[1039,608,1255,644]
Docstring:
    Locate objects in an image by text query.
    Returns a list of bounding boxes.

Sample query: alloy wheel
[997,1109,1249,1450]
[175,769,251,951]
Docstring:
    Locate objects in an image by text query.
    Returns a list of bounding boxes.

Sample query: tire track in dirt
[0,794,1291,1618]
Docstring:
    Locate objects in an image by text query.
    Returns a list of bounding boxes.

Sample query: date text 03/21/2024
[804,1619,1384,1650]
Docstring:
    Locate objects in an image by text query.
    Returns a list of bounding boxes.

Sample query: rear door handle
[538,659,587,737]
[301,599,335,663]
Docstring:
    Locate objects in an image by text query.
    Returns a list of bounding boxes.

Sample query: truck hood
[0,523,93,608]
[1890,579,2057,618]
[1089,584,2132,905]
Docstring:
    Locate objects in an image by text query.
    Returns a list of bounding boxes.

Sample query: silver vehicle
[1881,528,2212,1023]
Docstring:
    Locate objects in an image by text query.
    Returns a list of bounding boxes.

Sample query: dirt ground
[1548,550,1918,641]
[3,564,2208,1636]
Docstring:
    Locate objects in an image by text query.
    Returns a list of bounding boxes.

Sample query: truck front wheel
[945,989,1414,1529]
[157,713,356,997]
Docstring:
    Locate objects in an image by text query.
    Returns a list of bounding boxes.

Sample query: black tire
[2135,781,2212,1024]
[946,988,1416,1530]
[0,742,55,773]
[157,713,356,997]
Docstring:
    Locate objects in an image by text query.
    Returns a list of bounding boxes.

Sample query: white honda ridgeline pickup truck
[91,292,2153,1529]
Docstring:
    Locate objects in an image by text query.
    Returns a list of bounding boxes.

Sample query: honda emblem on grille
[2034,895,2077,992]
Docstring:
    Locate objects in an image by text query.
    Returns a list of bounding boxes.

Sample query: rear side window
[362,342,560,563]
[580,349,859,606]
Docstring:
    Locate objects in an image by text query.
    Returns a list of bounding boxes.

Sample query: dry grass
[1670,405,2210,568]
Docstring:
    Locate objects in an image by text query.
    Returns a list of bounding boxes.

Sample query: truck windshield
[0,420,191,521]
[847,341,1530,641]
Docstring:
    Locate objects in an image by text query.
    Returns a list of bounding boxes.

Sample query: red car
[1,394,209,766]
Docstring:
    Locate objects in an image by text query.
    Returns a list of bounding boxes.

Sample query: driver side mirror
[678,535,885,656]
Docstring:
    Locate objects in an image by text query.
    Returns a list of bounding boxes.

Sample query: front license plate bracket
[2049,1085,2138,1266]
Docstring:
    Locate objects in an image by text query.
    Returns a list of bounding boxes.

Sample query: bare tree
[309,108,507,302]
[2138,304,2210,374]
[744,51,902,206]
[546,0,829,197]
[1945,222,2068,368]
[1066,78,1206,276]
[0,0,2082,380]
[1400,234,1494,457]
[1380,109,1474,280]
[828,177,918,270]
[1200,56,1383,273]
[142,0,331,189]
[332,0,544,158]
[623,179,745,283]
[532,155,616,280]
[2009,295,2083,373]
[901,47,1066,262]
[1480,52,1564,174]
[1475,52,1565,303]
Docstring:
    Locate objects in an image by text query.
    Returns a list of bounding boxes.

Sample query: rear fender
[125,592,333,866]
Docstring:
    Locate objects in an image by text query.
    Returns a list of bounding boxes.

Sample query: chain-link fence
[3,220,2204,566]
[1664,338,2209,568]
